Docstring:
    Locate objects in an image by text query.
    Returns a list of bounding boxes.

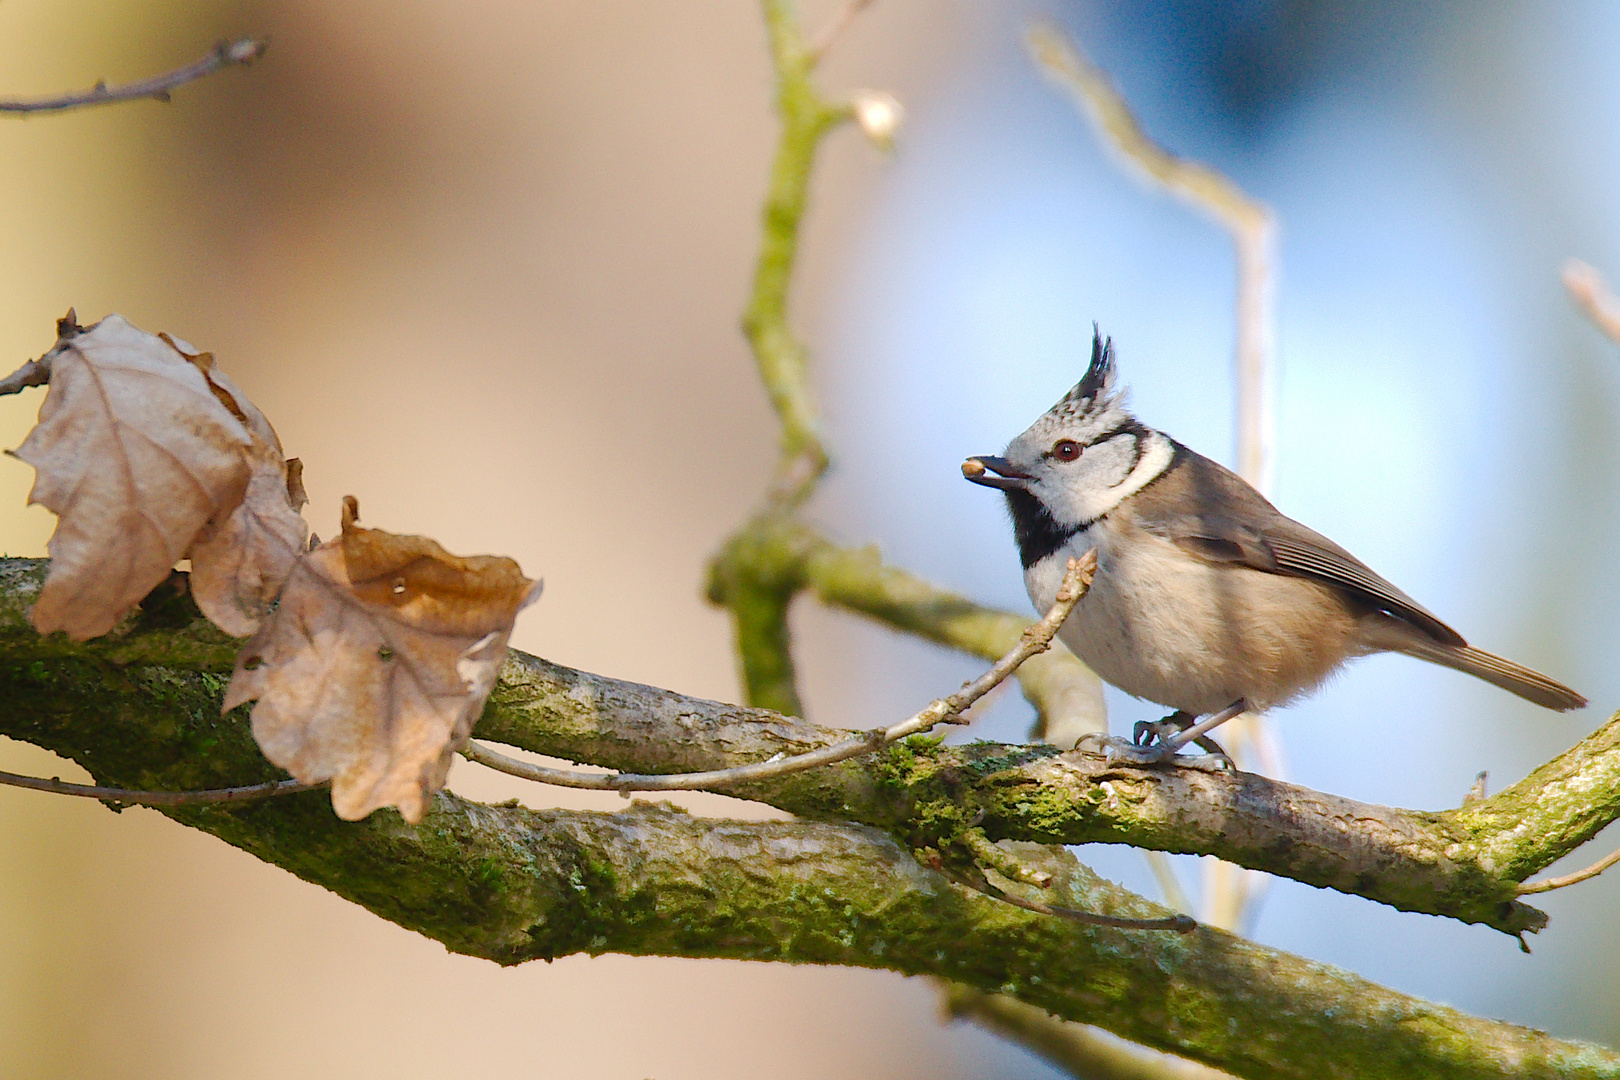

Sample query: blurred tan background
[0,1,1043,1077]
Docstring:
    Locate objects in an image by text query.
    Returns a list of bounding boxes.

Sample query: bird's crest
[1043,327,1123,428]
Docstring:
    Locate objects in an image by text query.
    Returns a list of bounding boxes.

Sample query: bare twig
[1518,842,1620,895]
[797,531,1107,743]
[468,552,1097,792]
[0,769,316,806]
[1564,258,1620,346]
[810,0,878,61]
[0,354,50,396]
[961,853,1196,934]
[975,878,1195,933]
[0,38,267,116]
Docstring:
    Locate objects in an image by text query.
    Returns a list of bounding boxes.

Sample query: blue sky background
[802,0,1620,1051]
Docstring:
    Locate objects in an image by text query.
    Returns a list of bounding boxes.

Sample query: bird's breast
[1024,522,1360,714]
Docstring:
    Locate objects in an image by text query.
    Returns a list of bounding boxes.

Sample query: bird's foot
[1132,718,1184,747]
[1134,711,1234,760]
[1077,732,1232,772]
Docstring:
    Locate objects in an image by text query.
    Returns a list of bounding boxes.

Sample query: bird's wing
[1132,446,1466,647]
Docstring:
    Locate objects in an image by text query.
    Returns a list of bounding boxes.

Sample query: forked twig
[466,552,1096,793]
[0,38,266,116]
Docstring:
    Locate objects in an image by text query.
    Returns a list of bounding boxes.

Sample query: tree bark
[3,557,1619,1079]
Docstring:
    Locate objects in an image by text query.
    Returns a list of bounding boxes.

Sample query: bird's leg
[1160,699,1248,756]
[1131,710,1231,756]
[1078,702,1244,771]
[1169,710,1232,759]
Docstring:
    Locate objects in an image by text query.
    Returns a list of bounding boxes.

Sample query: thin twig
[1517,843,1620,895]
[1564,258,1620,347]
[0,769,317,806]
[960,866,1196,934]
[809,0,878,61]
[467,552,1096,793]
[0,38,266,116]
[0,354,50,396]
[798,531,1108,743]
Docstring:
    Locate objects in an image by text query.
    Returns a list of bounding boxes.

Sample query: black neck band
[1005,488,1089,569]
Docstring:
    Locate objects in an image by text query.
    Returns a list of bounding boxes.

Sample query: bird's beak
[962,456,1031,490]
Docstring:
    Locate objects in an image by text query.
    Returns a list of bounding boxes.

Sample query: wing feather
[1134,445,1466,647]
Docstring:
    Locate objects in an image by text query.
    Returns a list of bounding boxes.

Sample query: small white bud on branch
[852,91,903,150]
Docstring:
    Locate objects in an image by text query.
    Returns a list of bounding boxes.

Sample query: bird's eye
[1052,440,1081,461]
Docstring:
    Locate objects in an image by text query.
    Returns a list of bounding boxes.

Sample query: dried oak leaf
[9,315,254,639]
[165,336,309,636]
[223,497,542,823]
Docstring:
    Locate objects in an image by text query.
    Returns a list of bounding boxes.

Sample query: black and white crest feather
[1059,327,1117,409]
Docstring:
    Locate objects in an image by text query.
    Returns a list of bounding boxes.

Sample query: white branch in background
[1027,21,1282,933]
[1564,258,1620,347]
[1025,22,1275,492]
[464,552,1097,793]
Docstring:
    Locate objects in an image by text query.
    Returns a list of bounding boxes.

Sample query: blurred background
[0,0,1618,1076]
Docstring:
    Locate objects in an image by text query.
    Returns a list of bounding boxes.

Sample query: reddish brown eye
[1052,440,1081,461]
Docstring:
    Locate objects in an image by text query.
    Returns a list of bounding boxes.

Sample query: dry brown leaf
[164,335,309,636]
[223,497,542,823]
[186,443,309,636]
[9,315,254,639]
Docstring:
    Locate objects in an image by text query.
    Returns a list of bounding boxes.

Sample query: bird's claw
[1132,719,1183,747]
[1076,733,1233,772]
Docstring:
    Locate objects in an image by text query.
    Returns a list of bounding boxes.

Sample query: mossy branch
[6,557,1614,937]
[745,0,849,503]
[1,620,1617,1080]
[709,0,856,716]
[473,643,1617,937]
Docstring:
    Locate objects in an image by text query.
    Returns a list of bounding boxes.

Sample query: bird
[962,330,1586,765]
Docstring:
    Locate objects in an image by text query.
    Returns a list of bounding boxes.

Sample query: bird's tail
[1390,637,1587,712]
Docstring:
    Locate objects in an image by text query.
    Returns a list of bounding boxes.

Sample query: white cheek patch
[1071,431,1174,522]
